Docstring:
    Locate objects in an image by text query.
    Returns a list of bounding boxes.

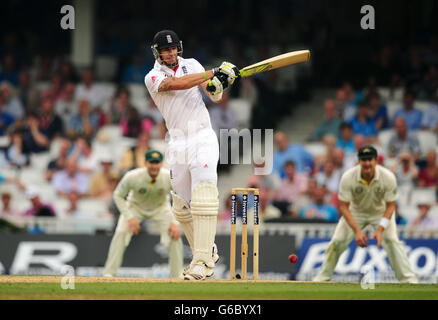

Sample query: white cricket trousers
[103,203,183,278]
[314,213,418,283]
[167,127,219,203]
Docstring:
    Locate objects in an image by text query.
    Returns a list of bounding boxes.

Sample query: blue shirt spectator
[421,104,438,132]
[393,108,423,131]
[349,102,377,138]
[67,99,99,139]
[368,92,389,131]
[392,90,423,130]
[336,122,355,155]
[274,131,314,178]
[298,186,338,222]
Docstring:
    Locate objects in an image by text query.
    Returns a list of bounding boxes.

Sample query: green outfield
[0,276,437,300]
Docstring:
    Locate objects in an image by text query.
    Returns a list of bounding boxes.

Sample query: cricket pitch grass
[0,276,437,300]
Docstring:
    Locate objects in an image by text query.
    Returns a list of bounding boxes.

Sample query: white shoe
[184,261,213,281]
[183,244,219,277]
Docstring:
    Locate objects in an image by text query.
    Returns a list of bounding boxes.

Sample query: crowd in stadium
[0,22,438,233]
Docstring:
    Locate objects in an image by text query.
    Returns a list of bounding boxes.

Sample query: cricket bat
[206,50,310,92]
[239,50,310,78]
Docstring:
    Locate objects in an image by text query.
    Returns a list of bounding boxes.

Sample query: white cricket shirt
[144,57,212,136]
[338,164,398,216]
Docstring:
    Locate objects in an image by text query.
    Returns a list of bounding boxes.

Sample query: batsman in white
[313,145,418,283]
[103,149,183,278]
[144,30,239,280]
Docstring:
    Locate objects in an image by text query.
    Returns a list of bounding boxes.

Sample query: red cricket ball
[289,254,298,264]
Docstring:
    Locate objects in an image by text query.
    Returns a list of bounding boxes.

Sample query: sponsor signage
[296,238,438,283]
[0,233,296,280]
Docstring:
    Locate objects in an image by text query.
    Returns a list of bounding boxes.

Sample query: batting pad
[190,183,219,267]
[171,191,194,253]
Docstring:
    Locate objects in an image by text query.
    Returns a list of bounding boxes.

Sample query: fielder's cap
[358,145,378,160]
[145,149,163,163]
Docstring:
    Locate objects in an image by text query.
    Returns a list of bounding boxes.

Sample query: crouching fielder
[313,145,417,283]
[103,149,183,278]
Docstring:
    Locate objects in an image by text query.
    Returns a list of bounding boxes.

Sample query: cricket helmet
[151,30,183,67]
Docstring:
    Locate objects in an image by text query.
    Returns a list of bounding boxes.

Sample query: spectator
[41,73,65,102]
[0,94,15,136]
[6,129,29,168]
[299,185,338,222]
[247,157,281,199]
[315,160,341,194]
[336,122,355,155]
[71,135,100,175]
[109,86,131,124]
[289,178,318,217]
[408,200,438,234]
[52,156,89,198]
[387,117,421,160]
[67,99,99,139]
[17,70,39,112]
[390,150,419,202]
[349,100,377,143]
[45,136,72,181]
[331,147,349,174]
[392,90,423,130]
[75,68,107,108]
[209,91,237,135]
[58,60,79,84]
[334,88,348,119]
[89,153,120,200]
[418,150,438,187]
[21,111,51,153]
[247,188,281,225]
[367,91,389,131]
[38,97,64,141]
[0,190,20,218]
[0,81,24,119]
[0,55,19,86]
[55,82,77,125]
[218,193,241,222]
[311,99,341,141]
[273,131,314,178]
[344,134,366,170]
[119,131,151,172]
[421,97,438,133]
[66,191,81,216]
[273,161,308,214]
[22,186,56,217]
[120,106,143,138]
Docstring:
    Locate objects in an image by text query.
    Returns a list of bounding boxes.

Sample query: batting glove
[213,61,240,86]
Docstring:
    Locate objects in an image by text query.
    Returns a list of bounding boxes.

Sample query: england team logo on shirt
[138,188,147,194]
